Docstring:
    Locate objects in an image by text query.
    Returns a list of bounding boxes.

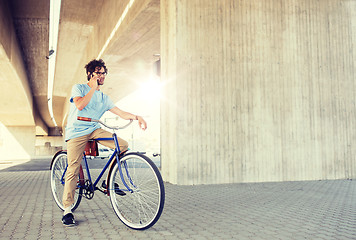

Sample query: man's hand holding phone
[88,73,99,90]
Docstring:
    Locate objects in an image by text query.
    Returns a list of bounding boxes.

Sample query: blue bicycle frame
[79,133,135,193]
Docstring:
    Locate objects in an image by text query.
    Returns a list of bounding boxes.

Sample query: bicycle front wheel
[108,152,165,230]
[50,151,83,212]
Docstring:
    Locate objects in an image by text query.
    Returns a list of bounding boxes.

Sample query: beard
[97,79,104,85]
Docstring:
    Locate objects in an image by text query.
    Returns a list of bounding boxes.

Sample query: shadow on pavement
[0,158,52,172]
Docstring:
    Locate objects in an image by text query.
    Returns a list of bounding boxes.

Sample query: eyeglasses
[94,71,107,76]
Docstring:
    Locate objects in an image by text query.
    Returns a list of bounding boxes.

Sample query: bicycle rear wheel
[108,152,165,230]
[50,151,83,212]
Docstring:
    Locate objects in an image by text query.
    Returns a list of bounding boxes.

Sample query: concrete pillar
[161,0,356,185]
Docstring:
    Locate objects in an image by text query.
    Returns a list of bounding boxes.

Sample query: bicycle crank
[82,180,94,199]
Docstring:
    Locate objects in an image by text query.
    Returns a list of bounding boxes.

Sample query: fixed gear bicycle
[50,118,165,230]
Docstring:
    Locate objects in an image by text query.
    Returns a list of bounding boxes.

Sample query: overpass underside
[1,0,355,184]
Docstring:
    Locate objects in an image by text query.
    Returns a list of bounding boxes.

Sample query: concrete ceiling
[8,0,160,135]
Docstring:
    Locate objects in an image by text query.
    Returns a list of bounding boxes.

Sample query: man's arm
[73,76,98,111]
[73,89,95,111]
[109,106,147,130]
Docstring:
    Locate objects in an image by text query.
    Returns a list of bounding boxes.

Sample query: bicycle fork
[112,133,136,194]
[117,160,137,192]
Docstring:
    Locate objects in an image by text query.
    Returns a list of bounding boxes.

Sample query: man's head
[85,59,108,85]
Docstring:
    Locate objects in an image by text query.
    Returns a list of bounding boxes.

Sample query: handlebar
[77,117,133,130]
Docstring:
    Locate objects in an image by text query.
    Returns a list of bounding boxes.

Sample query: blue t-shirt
[65,84,115,141]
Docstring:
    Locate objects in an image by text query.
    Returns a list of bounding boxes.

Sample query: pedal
[102,180,126,196]
[102,180,107,189]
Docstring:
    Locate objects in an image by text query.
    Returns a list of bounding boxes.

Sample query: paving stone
[0,170,355,239]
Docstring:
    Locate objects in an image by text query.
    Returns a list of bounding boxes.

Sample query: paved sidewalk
[0,169,355,239]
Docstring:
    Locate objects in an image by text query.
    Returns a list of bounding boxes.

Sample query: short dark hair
[85,59,108,80]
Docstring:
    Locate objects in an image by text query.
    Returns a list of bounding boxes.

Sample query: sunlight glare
[139,79,161,101]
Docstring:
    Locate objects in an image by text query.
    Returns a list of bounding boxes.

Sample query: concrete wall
[161,0,356,184]
[0,124,35,161]
[35,136,64,156]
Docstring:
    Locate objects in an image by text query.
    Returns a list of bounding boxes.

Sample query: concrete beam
[0,0,34,126]
[53,0,160,129]
[9,0,50,134]
[100,0,160,104]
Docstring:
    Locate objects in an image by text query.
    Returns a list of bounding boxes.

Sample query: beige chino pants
[62,128,128,209]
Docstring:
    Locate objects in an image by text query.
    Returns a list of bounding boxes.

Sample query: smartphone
[90,73,99,84]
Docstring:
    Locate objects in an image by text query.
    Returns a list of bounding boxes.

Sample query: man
[62,59,147,226]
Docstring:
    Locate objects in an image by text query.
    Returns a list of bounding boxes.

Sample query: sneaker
[62,213,75,226]
[102,180,126,196]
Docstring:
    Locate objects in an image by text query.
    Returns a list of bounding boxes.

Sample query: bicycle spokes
[109,153,165,230]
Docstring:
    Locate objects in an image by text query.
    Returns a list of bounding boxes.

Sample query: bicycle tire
[50,151,83,212]
[108,152,165,230]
